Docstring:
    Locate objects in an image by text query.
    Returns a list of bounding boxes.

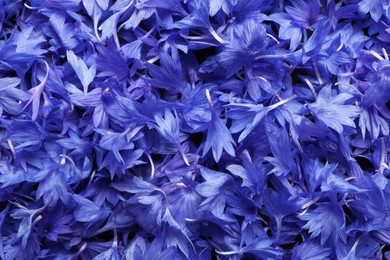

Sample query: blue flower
[270,0,322,51]
[216,18,269,77]
[168,183,201,223]
[180,83,212,132]
[291,238,333,260]
[335,234,381,260]
[0,204,10,259]
[158,208,196,258]
[299,201,346,245]
[359,0,384,22]
[96,40,130,81]
[202,89,235,162]
[262,188,302,242]
[25,0,82,10]
[34,204,73,242]
[362,58,390,108]
[92,230,120,260]
[226,94,296,142]
[72,194,111,223]
[24,61,51,121]
[46,13,80,50]
[302,19,331,63]
[226,151,266,196]
[0,27,46,77]
[216,236,283,258]
[125,235,178,259]
[145,49,183,94]
[71,194,111,238]
[359,106,390,140]
[8,201,47,255]
[269,12,302,51]
[174,0,226,44]
[36,171,71,208]
[337,24,368,59]
[285,0,321,30]
[317,35,352,78]
[209,0,235,16]
[308,85,361,134]
[66,50,96,95]
[82,174,120,206]
[0,77,29,117]
[264,125,297,177]
[348,176,390,232]
[154,108,190,165]
[195,167,233,216]
[97,127,140,165]
[302,159,338,194]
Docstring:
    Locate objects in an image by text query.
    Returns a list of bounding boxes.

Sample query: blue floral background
[1,0,390,259]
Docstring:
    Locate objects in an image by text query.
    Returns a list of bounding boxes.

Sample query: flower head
[362,58,390,107]
[216,18,269,77]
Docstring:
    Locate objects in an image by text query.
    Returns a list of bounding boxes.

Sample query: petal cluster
[1,0,390,259]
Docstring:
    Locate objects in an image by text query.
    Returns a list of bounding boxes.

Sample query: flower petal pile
[1,0,390,259]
